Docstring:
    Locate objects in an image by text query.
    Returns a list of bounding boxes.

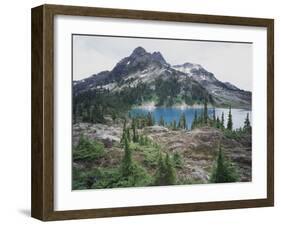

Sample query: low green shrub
[172,152,183,168]
[73,135,105,161]
[72,167,102,190]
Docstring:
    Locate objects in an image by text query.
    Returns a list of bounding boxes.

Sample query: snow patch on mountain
[172,62,201,75]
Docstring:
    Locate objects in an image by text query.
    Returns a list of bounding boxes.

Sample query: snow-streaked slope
[73,46,251,109]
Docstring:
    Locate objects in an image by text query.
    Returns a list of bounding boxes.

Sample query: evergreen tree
[172,120,177,130]
[152,115,155,126]
[212,108,216,122]
[197,112,204,126]
[139,135,144,146]
[126,128,131,142]
[216,116,221,128]
[243,113,251,132]
[132,118,138,142]
[155,153,167,185]
[169,121,173,129]
[191,110,198,130]
[155,153,176,185]
[144,136,149,145]
[172,152,183,168]
[159,115,165,126]
[165,153,176,184]
[147,112,153,126]
[120,119,127,145]
[194,110,198,122]
[203,99,208,124]
[140,118,146,129]
[182,113,187,129]
[183,76,192,105]
[121,135,133,176]
[135,117,139,129]
[73,104,80,124]
[227,106,233,131]
[111,112,117,122]
[221,112,225,129]
[178,113,187,129]
[210,145,238,183]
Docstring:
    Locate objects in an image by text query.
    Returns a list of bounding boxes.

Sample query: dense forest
[73,76,213,124]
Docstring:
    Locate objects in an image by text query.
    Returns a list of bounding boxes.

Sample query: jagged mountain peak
[130,46,147,58]
[128,47,168,65]
[96,47,170,85]
[151,51,168,65]
[110,47,169,77]
[173,62,219,85]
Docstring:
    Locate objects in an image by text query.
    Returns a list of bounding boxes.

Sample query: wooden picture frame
[31,4,274,221]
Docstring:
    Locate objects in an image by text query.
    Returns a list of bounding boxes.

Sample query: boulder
[144,125,169,133]
[73,123,122,148]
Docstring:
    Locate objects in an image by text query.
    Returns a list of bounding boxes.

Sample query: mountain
[74,46,170,92]
[172,62,251,108]
[74,46,251,109]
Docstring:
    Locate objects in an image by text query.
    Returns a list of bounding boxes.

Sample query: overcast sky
[73,35,252,91]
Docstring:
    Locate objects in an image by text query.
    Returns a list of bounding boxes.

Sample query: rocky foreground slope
[73,122,251,184]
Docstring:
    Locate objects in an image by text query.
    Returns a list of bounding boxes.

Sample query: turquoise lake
[129,107,252,130]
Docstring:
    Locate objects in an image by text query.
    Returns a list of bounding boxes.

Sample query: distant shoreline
[133,102,252,111]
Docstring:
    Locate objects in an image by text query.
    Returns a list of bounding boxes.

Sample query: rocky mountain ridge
[74,46,251,109]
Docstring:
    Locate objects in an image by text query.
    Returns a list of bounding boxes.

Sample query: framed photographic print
[31,4,274,221]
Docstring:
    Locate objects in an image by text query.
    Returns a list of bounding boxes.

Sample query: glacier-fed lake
[129,107,251,130]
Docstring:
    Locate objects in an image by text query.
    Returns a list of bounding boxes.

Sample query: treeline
[141,99,251,135]
[130,98,251,135]
[154,76,213,106]
[192,101,251,137]
[73,76,216,124]
[190,100,230,130]
[73,82,154,124]
[128,112,155,129]
[130,112,188,131]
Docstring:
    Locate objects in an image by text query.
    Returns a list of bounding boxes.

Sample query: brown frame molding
[31,4,274,221]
